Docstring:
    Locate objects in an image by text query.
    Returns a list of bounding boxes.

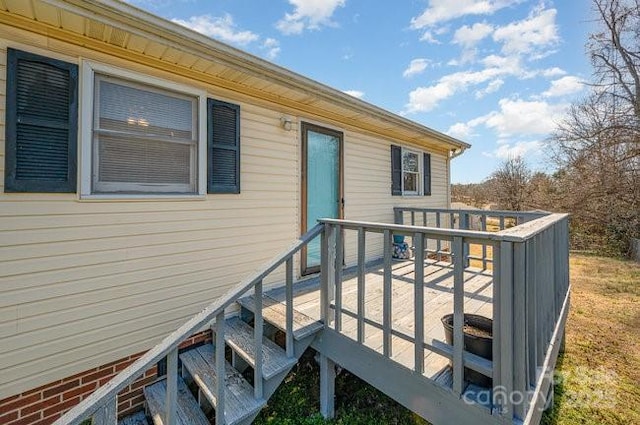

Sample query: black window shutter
[391,144,402,196]
[207,99,240,194]
[5,49,78,193]
[423,152,431,196]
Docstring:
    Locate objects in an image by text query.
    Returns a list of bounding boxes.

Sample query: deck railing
[394,207,547,269]
[54,224,325,425]
[55,208,568,425]
[320,209,569,424]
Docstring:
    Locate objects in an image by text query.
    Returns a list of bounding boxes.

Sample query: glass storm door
[302,123,342,274]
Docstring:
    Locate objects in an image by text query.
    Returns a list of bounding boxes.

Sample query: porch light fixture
[280,116,293,131]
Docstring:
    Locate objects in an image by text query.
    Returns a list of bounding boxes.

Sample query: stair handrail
[54,223,325,425]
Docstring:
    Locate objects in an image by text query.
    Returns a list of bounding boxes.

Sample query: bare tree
[590,0,640,124]
[550,0,639,255]
[490,156,532,211]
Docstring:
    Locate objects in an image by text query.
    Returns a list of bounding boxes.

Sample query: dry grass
[468,243,494,270]
[543,254,640,425]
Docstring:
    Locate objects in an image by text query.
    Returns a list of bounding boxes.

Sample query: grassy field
[542,254,640,425]
[252,254,640,425]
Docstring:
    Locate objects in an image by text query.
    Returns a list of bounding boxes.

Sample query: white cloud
[451,97,569,157]
[276,0,346,35]
[492,7,559,56]
[173,14,259,46]
[475,78,504,98]
[343,90,364,99]
[480,54,524,75]
[261,38,281,60]
[447,115,491,138]
[411,0,522,29]
[453,22,494,48]
[419,31,440,43]
[542,76,585,97]
[484,98,567,137]
[448,122,474,139]
[541,67,566,77]
[490,140,543,159]
[405,67,505,113]
[403,59,430,78]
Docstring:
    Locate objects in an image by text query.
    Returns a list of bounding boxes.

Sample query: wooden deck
[263,258,493,383]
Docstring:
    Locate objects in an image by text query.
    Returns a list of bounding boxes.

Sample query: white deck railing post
[285,257,294,358]
[92,398,117,425]
[414,232,425,374]
[526,237,537,391]
[357,227,366,344]
[513,241,527,420]
[452,236,465,395]
[165,347,178,425]
[215,311,226,425]
[334,225,344,332]
[254,280,264,400]
[320,224,332,327]
[435,213,442,261]
[382,229,393,358]
[497,240,514,420]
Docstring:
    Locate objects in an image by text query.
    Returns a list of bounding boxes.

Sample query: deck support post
[319,354,336,419]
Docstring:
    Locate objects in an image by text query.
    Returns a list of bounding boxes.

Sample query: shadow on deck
[255,259,497,417]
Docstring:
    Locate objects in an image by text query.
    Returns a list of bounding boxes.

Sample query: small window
[401,148,421,195]
[391,145,431,197]
[81,61,207,197]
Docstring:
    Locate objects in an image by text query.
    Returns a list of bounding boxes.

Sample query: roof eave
[42,0,471,152]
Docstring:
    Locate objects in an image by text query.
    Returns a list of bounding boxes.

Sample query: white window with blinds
[401,147,422,195]
[80,61,207,198]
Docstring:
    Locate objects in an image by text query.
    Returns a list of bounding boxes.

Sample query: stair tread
[180,344,265,424]
[223,317,297,380]
[237,294,324,340]
[143,377,209,425]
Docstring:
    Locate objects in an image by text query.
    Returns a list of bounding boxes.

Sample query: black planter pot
[441,313,493,388]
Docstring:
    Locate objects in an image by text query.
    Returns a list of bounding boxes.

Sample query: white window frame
[401,147,423,196]
[79,60,207,199]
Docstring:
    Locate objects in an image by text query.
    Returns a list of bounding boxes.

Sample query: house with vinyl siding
[0,1,475,423]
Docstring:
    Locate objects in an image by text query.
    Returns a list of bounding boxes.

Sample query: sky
[126,0,595,183]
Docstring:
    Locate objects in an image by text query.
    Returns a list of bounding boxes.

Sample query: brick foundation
[0,330,212,425]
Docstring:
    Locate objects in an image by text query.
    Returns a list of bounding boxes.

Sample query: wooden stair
[144,377,208,425]
[139,295,323,425]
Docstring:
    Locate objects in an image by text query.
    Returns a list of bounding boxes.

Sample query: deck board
[261,258,494,384]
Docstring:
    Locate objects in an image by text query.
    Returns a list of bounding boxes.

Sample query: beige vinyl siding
[342,131,449,264]
[0,32,451,399]
[0,42,301,397]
